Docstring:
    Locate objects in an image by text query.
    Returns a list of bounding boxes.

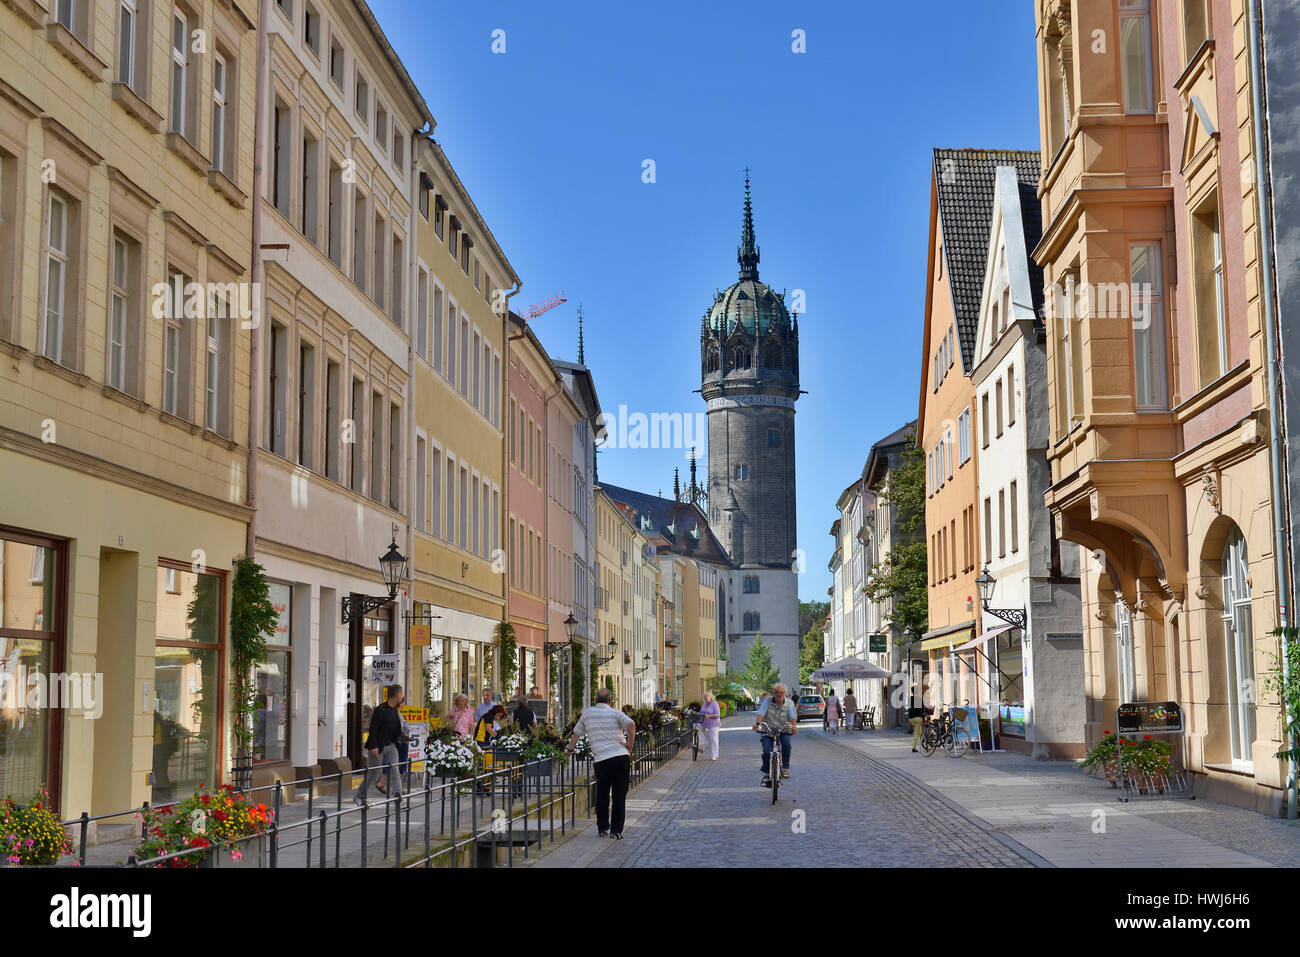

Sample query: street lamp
[633,653,652,675]
[544,612,578,656]
[976,566,1027,628]
[593,634,618,667]
[341,530,408,623]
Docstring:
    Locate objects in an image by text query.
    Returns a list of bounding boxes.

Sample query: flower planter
[524,757,559,779]
[200,835,265,869]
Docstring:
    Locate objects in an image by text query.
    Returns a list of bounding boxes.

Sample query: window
[301,130,319,243]
[107,232,140,395]
[472,331,481,410]
[416,269,428,360]
[212,53,229,175]
[459,466,468,550]
[350,377,365,490]
[272,100,291,218]
[743,575,759,594]
[389,403,401,510]
[461,239,470,274]
[958,408,971,464]
[492,355,501,426]
[269,322,288,454]
[205,298,230,436]
[391,233,404,327]
[415,436,426,531]
[981,392,990,449]
[471,475,480,555]
[255,582,292,764]
[1007,364,1016,426]
[998,489,1006,558]
[449,221,458,258]
[1116,599,1135,704]
[325,360,340,481]
[297,341,314,467]
[743,612,760,631]
[1183,0,1209,60]
[946,434,953,481]
[1192,202,1228,387]
[995,378,1004,437]
[372,213,385,310]
[393,133,404,169]
[434,202,444,239]
[329,34,344,88]
[1120,0,1154,113]
[447,305,457,384]
[170,9,195,141]
[433,287,444,373]
[354,70,369,125]
[1010,480,1019,553]
[1221,528,1255,764]
[482,483,490,559]
[303,3,319,55]
[117,0,145,90]
[375,103,388,153]
[473,259,480,291]
[352,190,367,292]
[446,456,456,544]
[327,159,343,266]
[370,391,383,502]
[163,270,192,419]
[459,315,469,397]
[983,496,992,562]
[767,427,781,447]
[1131,242,1168,409]
[42,192,75,366]
[418,174,431,220]
[430,446,441,538]
[733,464,748,481]
[275,0,292,19]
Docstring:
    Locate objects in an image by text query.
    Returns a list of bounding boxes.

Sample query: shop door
[346,602,393,765]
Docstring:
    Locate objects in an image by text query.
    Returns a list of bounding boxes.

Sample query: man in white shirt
[753,683,797,787]
[566,688,636,839]
[473,687,497,723]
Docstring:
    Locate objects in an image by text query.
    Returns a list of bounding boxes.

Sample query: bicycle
[755,722,788,803]
[920,709,973,758]
[686,709,702,761]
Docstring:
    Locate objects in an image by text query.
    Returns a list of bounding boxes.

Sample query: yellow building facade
[0,0,259,818]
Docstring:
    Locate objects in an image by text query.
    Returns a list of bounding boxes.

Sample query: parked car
[796,695,825,723]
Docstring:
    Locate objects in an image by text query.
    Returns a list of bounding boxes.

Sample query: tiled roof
[863,419,917,488]
[934,148,1041,369]
[599,483,734,568]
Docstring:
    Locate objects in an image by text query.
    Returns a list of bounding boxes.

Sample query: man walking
[356,684,405,805]
[908,701,928,753]
[567,688,636,839]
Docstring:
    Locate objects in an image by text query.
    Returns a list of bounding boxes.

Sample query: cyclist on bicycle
[752,683,797,787]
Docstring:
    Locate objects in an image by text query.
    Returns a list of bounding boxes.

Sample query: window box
[46,21,107,80]
[111,81,163,133]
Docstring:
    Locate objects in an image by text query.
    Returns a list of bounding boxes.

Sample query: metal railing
[63,724,695,869]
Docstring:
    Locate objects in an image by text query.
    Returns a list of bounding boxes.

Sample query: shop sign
[267,583,292,646]
[369,654,399,685]
[401,707,429,773]
[869,634,887,653]
[409,624,431,647]
[1117,701,1183,734]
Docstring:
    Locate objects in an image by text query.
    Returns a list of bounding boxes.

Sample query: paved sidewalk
[823,724,1300,867]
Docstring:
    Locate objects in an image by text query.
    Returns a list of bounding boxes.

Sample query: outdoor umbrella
[809,656,892,682]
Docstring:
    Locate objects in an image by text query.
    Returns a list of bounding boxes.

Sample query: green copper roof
[706,173,791,336]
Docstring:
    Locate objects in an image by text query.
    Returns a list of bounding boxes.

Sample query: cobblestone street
[529,715,1300,868]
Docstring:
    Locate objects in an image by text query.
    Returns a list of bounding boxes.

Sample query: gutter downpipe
[246,0,271,558]
[1248,0,1297,820]
[500,280,520,692]
[407,123,429,701]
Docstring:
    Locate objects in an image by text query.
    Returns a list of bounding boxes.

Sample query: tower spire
[738,167,759,281]
[673,468,681,501]
[577,304,585,365]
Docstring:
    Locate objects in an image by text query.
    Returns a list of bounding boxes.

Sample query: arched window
[705,349,720,373]
[1115,599,1135,704]
[763,340,782,369]
[728,345,751,371]
[1221,527,1255,764]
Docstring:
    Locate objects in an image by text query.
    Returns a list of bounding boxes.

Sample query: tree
[864,431,929,639]
[799,620,826,685]
[226,558,278,769]
[735,637,782,699]
[798,600,829,642]
[495,621,518,696]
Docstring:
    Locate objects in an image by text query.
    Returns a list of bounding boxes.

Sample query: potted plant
[1078,730,1123,785]
[2,786,73,866]
[425,736,481,784]
[133,784,272,868]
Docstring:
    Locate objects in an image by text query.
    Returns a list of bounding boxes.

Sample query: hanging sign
[409,624,431,647]
[369,654,400,686]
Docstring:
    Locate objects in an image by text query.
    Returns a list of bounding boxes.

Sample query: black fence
[60,723,694,869]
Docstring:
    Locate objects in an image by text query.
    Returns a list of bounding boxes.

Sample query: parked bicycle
[686,708,702,761]
[920,708,972,758]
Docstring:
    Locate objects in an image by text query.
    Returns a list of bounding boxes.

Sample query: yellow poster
[410,624,431,647]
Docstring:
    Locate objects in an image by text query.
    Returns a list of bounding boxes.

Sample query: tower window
[743,575,759,593]
[706,349,720,373]
[733,464,749,481]
[763,340,782,368]
[727,345,751,371]
[767,427,781,447]
[743,612,761,631]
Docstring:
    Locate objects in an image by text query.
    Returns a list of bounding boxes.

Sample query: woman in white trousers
[700,692,721,759]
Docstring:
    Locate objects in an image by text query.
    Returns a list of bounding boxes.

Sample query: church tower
[699,173,801,688]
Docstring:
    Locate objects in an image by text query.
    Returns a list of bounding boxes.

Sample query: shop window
[1221,528,1255,764]
[254,583,292,764]
[153,562,223,804]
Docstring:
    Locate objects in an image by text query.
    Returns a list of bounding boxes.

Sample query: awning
[952,623,1015,653]
[810,656,892,682]
[920,626,972,652]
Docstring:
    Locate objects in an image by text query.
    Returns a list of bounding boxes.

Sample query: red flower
[1143,735,1151,740]
[200,794,211,805]
[1103,730,1111,735]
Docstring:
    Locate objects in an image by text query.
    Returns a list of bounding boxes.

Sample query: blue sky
[371,0,1042,602]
